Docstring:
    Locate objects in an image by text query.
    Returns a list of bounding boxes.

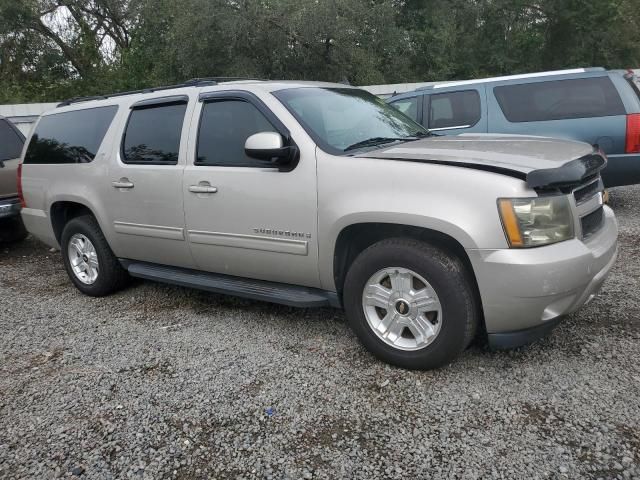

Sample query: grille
[573,179,601,205]
[581,206,604,239]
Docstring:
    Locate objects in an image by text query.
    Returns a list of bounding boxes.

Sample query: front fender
[316,150,534,291]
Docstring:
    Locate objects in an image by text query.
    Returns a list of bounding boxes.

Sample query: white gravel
[1,186,639,479]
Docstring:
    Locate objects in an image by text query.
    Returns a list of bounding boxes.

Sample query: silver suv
[19,79,618,369]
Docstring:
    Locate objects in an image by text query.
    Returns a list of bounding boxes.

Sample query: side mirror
[245,132,295,165]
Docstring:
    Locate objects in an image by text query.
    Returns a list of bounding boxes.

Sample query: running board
[121,261,340,308]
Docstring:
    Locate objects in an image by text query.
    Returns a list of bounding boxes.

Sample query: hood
[359,134,606,189]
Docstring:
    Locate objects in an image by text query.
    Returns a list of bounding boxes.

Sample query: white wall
[0,103,57,136]
[359,82,437,99]
[3,69,639,133]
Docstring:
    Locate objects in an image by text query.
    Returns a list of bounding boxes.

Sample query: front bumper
[0,197,21,220]
[467,206,618,348]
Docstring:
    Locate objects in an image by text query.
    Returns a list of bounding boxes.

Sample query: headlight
[498,196,574,247]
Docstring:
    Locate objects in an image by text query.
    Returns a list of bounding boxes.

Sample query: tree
[0,0,639,103]
[0,0,139,101]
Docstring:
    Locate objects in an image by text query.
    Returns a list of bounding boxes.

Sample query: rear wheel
[61,215,129,296]
[343,238,477,370]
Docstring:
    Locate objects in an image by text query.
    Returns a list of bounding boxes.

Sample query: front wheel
[343,238,478,370]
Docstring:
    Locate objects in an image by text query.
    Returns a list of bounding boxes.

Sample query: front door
[182,91,320,287]
[105,95,195,267]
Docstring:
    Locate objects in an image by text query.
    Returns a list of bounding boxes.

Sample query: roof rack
[417,68,606,91]
[57,77,264,107]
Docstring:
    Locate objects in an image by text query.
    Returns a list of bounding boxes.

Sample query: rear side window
[24,106,117,164]
[196,100,277,167]
[122,103,187,164]
[428,90,481,129]
[0,119,24,161]
[494,77,626,122]
[389,97,420,122]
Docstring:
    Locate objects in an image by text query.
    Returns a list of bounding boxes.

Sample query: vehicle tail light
[626,114,640,153]
[17,163,26,208]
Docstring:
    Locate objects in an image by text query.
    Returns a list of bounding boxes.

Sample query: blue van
[387,68,640,187]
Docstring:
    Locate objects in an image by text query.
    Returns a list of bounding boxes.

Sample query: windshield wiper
[413,130,431,138]
[344,137,409,152]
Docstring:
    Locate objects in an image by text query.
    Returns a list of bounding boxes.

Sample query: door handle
[112,179,134,189]
[189,185,218,194]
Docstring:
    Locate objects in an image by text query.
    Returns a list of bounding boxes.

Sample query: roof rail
[417,68,606,91]
[56,77,264,108]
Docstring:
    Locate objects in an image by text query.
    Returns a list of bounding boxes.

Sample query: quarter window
[428,90,481,130]
[0,119,24,161]
[494,77,626,122]
[196,100,277,167]
[24,106,117,164]
[122,102,187,164]
[389,97,420,122]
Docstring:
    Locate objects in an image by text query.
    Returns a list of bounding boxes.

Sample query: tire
[60,215,130,296]
[343,238,478,370]
[0,216,28,243]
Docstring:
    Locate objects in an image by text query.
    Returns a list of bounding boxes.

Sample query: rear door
[104,95,196,267]
[422,86,487,134]
[0,118,25,199]
[487,76,627,155]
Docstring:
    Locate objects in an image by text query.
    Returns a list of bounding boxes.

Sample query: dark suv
[387,68,640,187]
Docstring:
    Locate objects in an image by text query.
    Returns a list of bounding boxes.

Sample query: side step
[122,261,340,308]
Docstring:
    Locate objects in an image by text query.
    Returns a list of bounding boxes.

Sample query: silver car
[19,80,618,369]
[0,115,27,243]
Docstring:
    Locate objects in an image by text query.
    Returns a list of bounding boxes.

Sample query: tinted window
[24,106,117,164]
[428,90,481,129]
[196,100,277,167]
[389,96,420,122]
[123,103,187,164]
[0,119,24,161]
[494,77,626,122]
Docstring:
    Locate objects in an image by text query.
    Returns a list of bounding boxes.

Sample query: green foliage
[0,0,639,103]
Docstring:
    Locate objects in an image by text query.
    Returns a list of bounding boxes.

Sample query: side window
[428,90,481,130]
[24,106,117,164]
[0,119,24,161]
[196,100,277,167]
[494,77,626,122]
[389,97,420,122]
[122,102,187,164]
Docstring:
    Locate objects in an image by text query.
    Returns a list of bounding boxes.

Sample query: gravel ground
[1,187,639,480]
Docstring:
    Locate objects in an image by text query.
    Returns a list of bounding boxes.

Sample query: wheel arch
[331,222,484,327]
[50,200,100,244]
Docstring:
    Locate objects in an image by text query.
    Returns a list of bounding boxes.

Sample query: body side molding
[187,230,308,255]
[113,221,185,241]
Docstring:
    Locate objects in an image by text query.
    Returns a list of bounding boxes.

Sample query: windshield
[273,87,428,154]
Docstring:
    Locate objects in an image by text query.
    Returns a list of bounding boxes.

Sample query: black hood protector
[365,150,607,190]
[525,153,607,189]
